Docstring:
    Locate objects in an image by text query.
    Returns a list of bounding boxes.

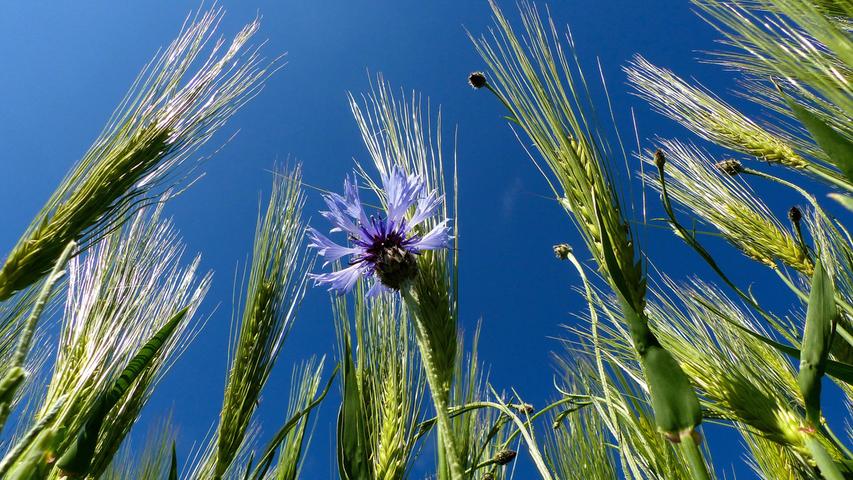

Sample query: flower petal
[365,279,391,298]
[407,190,443,230]
[310,263,365,295]
[321,194,360,236]
[382,167,423,224]
[411,220,451,252]
[306,227,360,266]
[343,175,370,226]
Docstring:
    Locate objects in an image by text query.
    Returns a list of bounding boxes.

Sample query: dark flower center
[349,216,420,290]
[374,244,418,290]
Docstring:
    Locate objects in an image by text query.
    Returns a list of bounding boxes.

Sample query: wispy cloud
[502,177,524,220]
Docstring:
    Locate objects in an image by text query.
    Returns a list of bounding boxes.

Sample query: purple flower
[308,167,451,296]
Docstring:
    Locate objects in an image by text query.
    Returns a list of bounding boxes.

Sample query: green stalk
[413,398,554,479]
[412,396,587,443]
[804,435,845,480]
[10,241,75,368]
[0,241,74,434]
[420,345,462,480]
[401,287,463,480]
[678,432,712,480]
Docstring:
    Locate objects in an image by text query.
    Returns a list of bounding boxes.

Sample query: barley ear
[214,165,309,478]
[0,9,276,301]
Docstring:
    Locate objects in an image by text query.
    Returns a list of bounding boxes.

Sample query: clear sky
[0,1,841,478]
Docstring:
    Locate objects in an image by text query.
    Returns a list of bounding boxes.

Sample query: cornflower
[308,167,450,296]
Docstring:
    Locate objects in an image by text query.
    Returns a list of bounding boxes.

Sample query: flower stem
[804,434,845,480]
[802,164,853,194]
[678,432,711,480]
[0,241,74,435]
[10,241,75,369]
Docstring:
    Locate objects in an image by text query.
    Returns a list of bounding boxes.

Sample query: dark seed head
[374,245,419,290]
[715,159,744,176]
[788,206,802,224]
[482,473,495,480]
[654,149,666,169]
[494,449,517,466]
[553,244,572,260]
[468,71,487,89]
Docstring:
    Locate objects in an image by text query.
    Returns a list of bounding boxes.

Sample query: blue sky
[0,1,843,478]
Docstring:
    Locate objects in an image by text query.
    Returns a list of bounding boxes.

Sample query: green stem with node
[678,431,712,480]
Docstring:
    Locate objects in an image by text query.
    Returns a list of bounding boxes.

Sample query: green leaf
[828,193,853,213]
[781,92,853,182]
[336,339,371,480]
[56,307,188,477]
[249,366,336,480]
[169,441,178,480]
[109,307,188,404]
[798,259,837,425]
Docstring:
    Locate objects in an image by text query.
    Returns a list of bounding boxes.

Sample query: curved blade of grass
[336,335,371,480]
[248,365,337,480]
[266,357,325,480]
[55,307,188,477]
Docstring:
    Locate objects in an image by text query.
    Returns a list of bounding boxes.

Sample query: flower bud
[494,449,517,466]
[715,159,744,176]
[468,71,487,89]
[788,206,802,224]
[553,244,572,260]
[654,149,666,169]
